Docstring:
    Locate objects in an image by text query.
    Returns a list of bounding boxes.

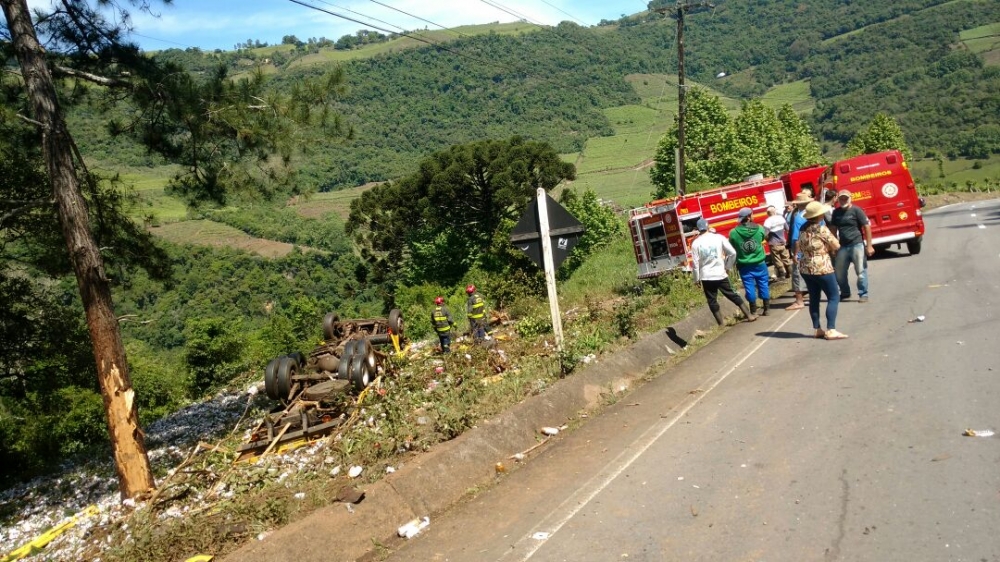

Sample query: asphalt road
[382,199,1000,562]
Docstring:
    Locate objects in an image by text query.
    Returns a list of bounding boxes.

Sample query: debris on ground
[908,315,926,323]
[963,429,995,437]
[397,516,430,539]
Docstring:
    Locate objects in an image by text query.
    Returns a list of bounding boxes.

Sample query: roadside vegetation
[3,0,1000,558]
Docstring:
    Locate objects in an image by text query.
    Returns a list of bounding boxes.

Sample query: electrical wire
[538,0,589,26]
[367,0,476,41]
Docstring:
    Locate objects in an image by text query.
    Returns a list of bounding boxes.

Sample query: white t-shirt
[691,231,736,282]
[763,215,787,245]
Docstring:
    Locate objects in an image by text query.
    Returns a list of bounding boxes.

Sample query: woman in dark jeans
[796,201,848,340]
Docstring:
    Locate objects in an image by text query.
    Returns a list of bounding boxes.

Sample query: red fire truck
[628,175,788,277]
[629,150,925,278]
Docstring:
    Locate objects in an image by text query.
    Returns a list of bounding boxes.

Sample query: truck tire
[354,338,376,373]
[323,312,341,341]
[388,309,404,336]
[288,351,306,368]
[906,237,922,255]
[337,350,352,380]
[276,356,297,401]
[349,354,372,392]
[264,356,284,400]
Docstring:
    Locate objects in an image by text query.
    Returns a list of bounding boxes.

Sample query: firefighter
[431,297,455,353]
[465,284,488,342]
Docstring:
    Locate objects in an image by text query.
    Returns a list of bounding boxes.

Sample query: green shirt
[728,223,767,266]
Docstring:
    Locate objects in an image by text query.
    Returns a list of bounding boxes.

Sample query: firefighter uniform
[466,291,488,341]
[431,304,455,353]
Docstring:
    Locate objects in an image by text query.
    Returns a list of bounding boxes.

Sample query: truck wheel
[276,356,297,401]
[354,338,376,372]
[906,237,922,255]
[388,309,404,336]
[349,354,372,392]
[337,350,351,380]
[264,356,284,400]
[287,351,306,368]
[323,312,341,341]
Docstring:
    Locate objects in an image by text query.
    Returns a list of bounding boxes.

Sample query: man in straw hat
[786,191,814,310]
[691,218,757,325]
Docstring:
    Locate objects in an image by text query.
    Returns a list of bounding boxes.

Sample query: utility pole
[656,1,713,196]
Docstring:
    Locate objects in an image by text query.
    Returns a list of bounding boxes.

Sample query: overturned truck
[239,310,406,458]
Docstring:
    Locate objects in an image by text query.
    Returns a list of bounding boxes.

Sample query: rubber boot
[761,299,770,316]
[749,301,758,316]
[712,308,725,326]
[739,301,757,322]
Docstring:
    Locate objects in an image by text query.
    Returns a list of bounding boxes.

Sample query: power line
[538,0,589,26]
[478,0,541,27]
[367,0,476,41]
[312,0,415,36]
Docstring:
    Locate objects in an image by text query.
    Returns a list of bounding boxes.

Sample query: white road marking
[502,311,801,561]
[979,224,986,229]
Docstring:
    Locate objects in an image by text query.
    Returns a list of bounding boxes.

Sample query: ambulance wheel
[349,354,373,392]
[264,355,284,400]
[906,237,922,255]
[388,309,404,336]
[276,356,297,402]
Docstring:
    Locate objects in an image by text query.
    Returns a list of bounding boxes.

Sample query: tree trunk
[2,0,155,498]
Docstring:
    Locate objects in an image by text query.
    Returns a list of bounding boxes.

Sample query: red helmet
[466,284,476,294]
[434,296,444,305]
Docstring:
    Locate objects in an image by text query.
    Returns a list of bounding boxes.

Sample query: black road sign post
[510,189,585,351]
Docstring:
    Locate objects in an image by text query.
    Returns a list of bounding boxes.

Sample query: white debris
[294,492,306,500]
[397,516,430,539]
[540,427,560,436]
[348,466,363,478]
[386,466,396,474]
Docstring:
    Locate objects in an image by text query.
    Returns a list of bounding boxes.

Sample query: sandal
[786,303,805,310]
[824,330,849,340]
[814,329,826,339]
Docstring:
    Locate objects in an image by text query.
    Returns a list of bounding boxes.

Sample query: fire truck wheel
[354,338,376,372]
[322,312,341,341]
[349,354,372,392]
[906,237,922,255]
[264,356,284,400]
[388,309,404,336]
[276,356,297,401]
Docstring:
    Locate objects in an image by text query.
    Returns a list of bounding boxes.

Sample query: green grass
[961,23,1000,64]
[760,79,815,114]
[568,166,657,210]
[287,22,541,67]
[910,154,1000,187]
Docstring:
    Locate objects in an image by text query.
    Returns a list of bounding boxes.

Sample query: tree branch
[53,64,131,88]
[0,199,52,229]
[15,113,47,129]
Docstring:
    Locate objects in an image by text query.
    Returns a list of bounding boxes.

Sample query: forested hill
[78,0,1000,190]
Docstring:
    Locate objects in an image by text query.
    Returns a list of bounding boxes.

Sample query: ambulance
[816,150,925,254]
[628,175,788,278]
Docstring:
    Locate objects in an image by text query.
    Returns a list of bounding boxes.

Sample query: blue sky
[107,0,649,51]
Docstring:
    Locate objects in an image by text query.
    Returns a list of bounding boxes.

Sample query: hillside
[69,0,1000,198]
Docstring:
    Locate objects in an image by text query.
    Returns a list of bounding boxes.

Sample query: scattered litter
[625,403,641,407]
[971,213,977,217]
[690,504,699,517]
[963,429,995,437]
[416,416,430,425]
[246,383,259,396]
[434,366,444,375]
[978,224,986,229]
[464,354,472,360]
[386,466,396,474]
[540,426,560,436]
[740,464,747,468]
[348,465,363,478]
[957,341,965,346]
[397,516,430,539]
[908,315,926,323]
[330,465,341,476]
[930,454,951,462]
[677,476,684,481]
[511,453,526,462]
[122,498,136,508]
[426,380,439,392]
[928,284,949,288]
[531,531,551,540]
[257,532,270,541]
[495,462,507,474]
[294,492,305,500]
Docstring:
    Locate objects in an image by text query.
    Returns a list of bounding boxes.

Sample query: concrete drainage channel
[223,297,754,562]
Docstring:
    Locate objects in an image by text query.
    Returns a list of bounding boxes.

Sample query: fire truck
[628,150,925,278]
[628,174,788,278]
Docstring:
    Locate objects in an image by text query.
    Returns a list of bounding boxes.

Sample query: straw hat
[803,201,830,220]
[792,192,813,205]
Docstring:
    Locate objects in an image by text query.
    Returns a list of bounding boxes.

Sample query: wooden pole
[536,188,564,351]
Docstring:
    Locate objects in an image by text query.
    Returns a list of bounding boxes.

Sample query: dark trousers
[702,278,745,313]
[802,272,840,330]
[437,333,451,353]
[469,317,487,341]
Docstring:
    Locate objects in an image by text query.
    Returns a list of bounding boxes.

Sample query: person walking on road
[692,218,756,325]
[763,205,791,280]
[730,207,771,316]
[829,189,874,303]
[786,192,813,311]
[465,284,488,342]
[796,201,848,340]
[431,297,456,353]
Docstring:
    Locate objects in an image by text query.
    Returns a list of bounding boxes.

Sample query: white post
[536,188,564,351]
